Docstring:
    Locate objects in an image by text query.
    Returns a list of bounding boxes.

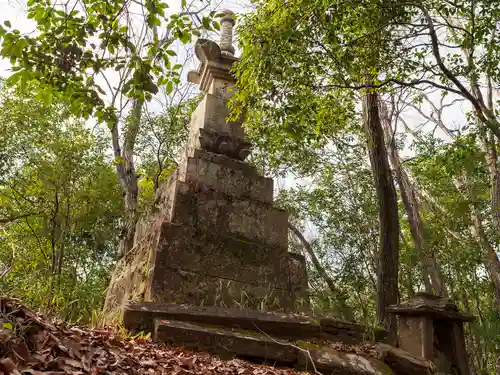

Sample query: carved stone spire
[182,9,250,161]
[219,9,235,56]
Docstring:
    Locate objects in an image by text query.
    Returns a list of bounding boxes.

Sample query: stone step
[124,301,387,344]
[154,319,393,375]
[154,319,297,363]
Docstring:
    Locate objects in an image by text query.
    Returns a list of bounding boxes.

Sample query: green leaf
[2,322,13,330]
[4,20,12,28]
[165,81,173,94]
[202,16,211,30]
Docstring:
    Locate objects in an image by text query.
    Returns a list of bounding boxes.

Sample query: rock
[124,302,384,345]
[154,319,298,363]
[297,344,392,375]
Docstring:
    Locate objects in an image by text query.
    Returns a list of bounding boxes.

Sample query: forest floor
[0,297,305,375]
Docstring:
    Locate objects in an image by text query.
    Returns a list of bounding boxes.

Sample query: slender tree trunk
[361,88,399,343]
[112,99,143,260]
[402,106,500,314]
[453,172,500,315]
[479,120,500,237]
[48,190,60,309]
[288,222,354,321]
[379,101,447,296]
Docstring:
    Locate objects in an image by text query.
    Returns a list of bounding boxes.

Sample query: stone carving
[219,9,235,56]
[198,129,251,160]
[104,9,308,316]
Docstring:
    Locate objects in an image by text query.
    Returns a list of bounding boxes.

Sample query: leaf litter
[0,297,305,375]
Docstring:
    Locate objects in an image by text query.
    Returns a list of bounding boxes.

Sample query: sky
[0,0,486,242]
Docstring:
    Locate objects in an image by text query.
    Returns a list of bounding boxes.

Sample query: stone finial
[219,9,235,56]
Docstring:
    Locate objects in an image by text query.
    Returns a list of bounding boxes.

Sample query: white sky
[0,0,488,242]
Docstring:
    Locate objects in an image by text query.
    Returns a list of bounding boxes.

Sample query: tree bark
[361,88,399,343]
[288,222,354,321]
[112,99,143,260]
[379,101,447,297]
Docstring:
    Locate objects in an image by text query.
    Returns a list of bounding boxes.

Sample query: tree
[362,89,400,342]
[0,82,122,319]
[231,0,403,338]
[0,0,221,259]
[380,97,447,296]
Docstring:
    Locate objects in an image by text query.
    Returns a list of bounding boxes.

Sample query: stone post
[219,10,235,56]
[387,293,474,375]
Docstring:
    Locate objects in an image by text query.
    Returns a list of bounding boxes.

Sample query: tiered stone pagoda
[103,11,476,375]
[104,10,308,316]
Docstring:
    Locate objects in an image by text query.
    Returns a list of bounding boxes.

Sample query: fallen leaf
[0,357,15,373]
[178,356,196,370]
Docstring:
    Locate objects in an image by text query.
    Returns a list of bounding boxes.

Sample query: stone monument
[387,293,474,375]
[104,10,309,316]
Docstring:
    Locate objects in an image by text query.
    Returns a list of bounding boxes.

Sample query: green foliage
[0,0,211,126]
[136,95,199,210]
[0,82,122,321]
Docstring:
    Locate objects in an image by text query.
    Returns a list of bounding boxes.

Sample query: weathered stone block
[288,253,309,303]
[297,345,392,375]
[104,231,159,313]
[171,180,288,247]
[194,93,244,139]
[387,293,474,375]
[148,222,296,309]
[154,320,298,363]
[178,154,274,204]
[123,301,385,345]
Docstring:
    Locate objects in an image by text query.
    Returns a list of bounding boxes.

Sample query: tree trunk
[288,222,354,321]
[479,128,500,236]
[401,103,500,314]
[112,99,143,260]
[452,172,500,315]
[361,88,399,343]
[379,101,447,297]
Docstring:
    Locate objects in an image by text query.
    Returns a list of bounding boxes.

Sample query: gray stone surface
[123,301,386,344]
[388,293,473,375]
[104,10,308,317]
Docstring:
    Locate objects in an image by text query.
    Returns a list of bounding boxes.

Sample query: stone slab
[376,343,436,375]
[123,301,382,345]
[153,318,394,374]
[171,180,288,247]
[297,345,392,375]
[150,267,294,311]
[192,149,257,174]
[154,319,298,363]
[155,222,291,287]
[178,154,274,204]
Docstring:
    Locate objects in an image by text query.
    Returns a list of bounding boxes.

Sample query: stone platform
[123,301,437,375]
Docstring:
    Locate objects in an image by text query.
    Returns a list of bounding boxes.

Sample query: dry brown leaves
[0,297,305,375]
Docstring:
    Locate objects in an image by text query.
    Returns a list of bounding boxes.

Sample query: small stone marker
[387,292,474,375]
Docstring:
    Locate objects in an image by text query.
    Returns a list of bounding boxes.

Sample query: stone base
[104,150,309,316]
[123,301,387,344]
[134,304,396,375]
